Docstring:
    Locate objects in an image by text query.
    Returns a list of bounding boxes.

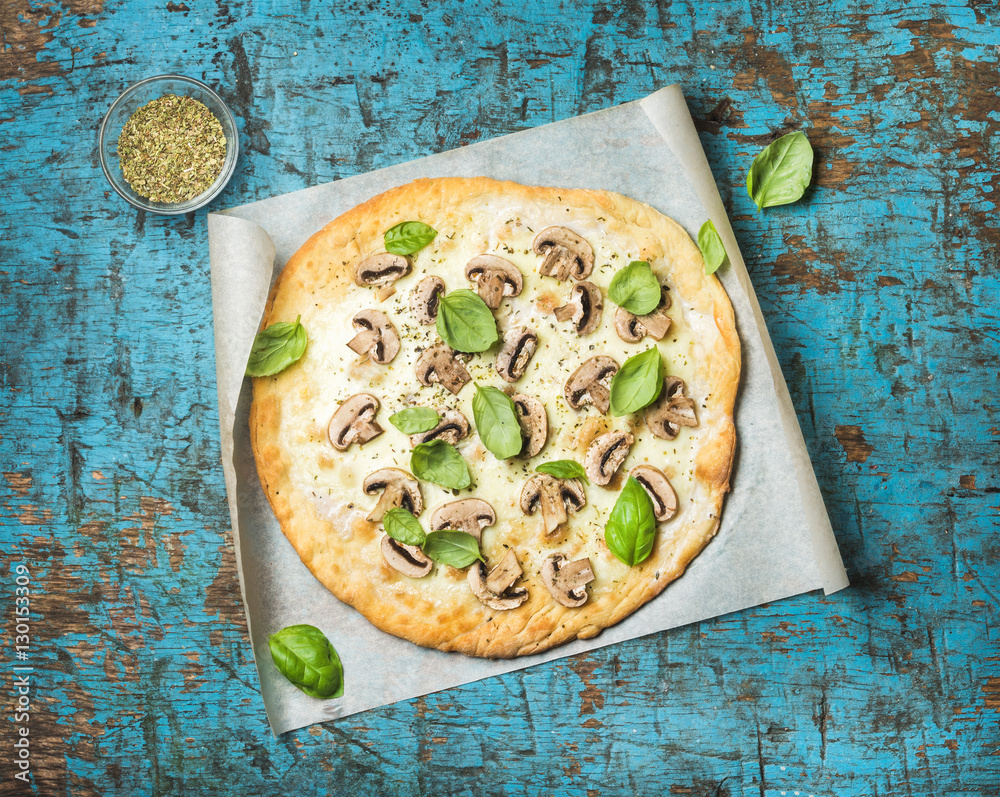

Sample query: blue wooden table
[2,1,997,794]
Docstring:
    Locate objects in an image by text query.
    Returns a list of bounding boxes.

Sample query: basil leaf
[698,220,727,276]
[246,315,307,377]
[422,530,484,568]
[383,508,427,547]
[436,289,499,353]
[535,460,589,484]
[609,347,663,416]
[472,384,523,460]
[389,407,439,435]
[746,131,814,211]
[384,221,438,255]
[268,624,344,699]
[604,476,656,566]
[411,439,471,489]
[608,261,660,315]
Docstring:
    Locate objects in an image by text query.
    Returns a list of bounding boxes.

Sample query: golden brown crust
[250,177,741,658]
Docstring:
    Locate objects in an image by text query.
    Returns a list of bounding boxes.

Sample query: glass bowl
[98,75,239,215]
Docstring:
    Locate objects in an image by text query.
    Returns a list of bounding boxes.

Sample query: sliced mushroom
[415,342,471,395]
[533,226,594,281]
[381,534,433,578]
[465,255,523,309]
[468,550,528,610]
[495,326,538,382]
[564,356,619,414]
[355,252,411,287]
[363,468,423,523]
[347,309,400,364]
[584,430,634,486]
[409,276,445,324]
[520,473,587,537]
[645,376,699,440]
[431,498,496,542]
[512,393,548,457]
[328,394,383,451]
[629,465,678,522]
[554,281,603,335]
[614,288,672,343]
[541,553,595,608]
[409,408,470,447]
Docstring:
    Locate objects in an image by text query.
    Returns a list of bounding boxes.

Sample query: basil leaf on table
[411,439,472,489]
[422,530,484,568]
[697,220,728,276]
[246,315,307,377]
[609,347,663,416]
[436,289,499,353]
[268,624,344,699]
[472,384,523,460]
[535,459,589,484]
[746,131,814,211]
[384,221,438,255]
[389,407,439,435]
[382,508,427,547]
[608,260,661,315]
[604,476,656,567]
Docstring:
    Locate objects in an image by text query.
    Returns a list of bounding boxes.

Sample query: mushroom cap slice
[468,550,528,610]
[532,226,594,281]
[512,393,548,458]
[520,473,586,537]
[541,553,595,608]
[554,281,603,335]
[381,534,432,578]
[629,464,678,522]
[645,376,699,440]
[409,408,470,447]
[409,276,446,325]
[564,355,619,414]
[430,498,496,542]
[347,309,400,364]
[465,255,523,309]
[584,430,634,486]
[328,393,383,451]
[495,326,538,383]
[355,252,411,287]
[415,342,471,395]
[363,467,423,522]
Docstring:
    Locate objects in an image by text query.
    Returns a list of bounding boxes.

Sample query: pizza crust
[250,177,740,658]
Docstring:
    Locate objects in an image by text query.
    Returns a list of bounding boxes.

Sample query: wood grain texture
[1,1,997,795]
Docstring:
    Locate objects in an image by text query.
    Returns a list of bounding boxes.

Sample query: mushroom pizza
[249,177,740,658]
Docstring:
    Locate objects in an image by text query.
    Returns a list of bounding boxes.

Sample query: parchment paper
[208,85,848,736]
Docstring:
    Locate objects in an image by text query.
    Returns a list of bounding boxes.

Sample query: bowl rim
[98,74,239,216]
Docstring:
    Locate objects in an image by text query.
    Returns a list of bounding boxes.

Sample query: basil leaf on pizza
[384,221,438,255]
[268,624,344,699]
[605,477,656,566]
[609,347,664,416]
[383,508,427,547]
[536,459,588,484]
[389,407,439,434]
[608,260,660,315]
[698,220,727,275]
[422,530,484,567]
[473,384,523,460]
[436,289,499,353]
[411,439,472,489]
[246,315,307,377]
[746,131,814,211]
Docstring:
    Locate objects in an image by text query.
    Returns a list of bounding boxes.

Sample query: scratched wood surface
[1,1,997,795]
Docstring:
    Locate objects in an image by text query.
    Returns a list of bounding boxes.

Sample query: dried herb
[117,94,226,203]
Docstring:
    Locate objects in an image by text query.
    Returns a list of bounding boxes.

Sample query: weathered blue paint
[1,1,997,795]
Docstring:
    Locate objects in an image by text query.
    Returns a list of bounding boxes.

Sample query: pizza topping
[495,326,538,382]
[584,430,634,486]
[436,290,501,353]
[609,347,664,416]
[431,498,496,543]
[327,394,384,451]
[410,440,472,490]
[246,315,308,377]
[520,473,587,537]
[408,408,470,447]
[541,553,595,608]
[389,407,440,435]
[465,255,524,310]
[346,309,400,364]
[535,459,588,483]
[512,393,548,457]
[532,226,595,281]
[645,376,699,440]
[422,531,485,567]
[468,550,529,610]
[614,288,672,343]
[384,221,438,256]
[363,467,423,523]
[409,276,446,325]
[354,252,411,287]
[608,260,661,315]
[564,355,620,414]
[553,281,604,336]
[415,342,471,395]
[472,385,524,460]
[380,534,433,578]
[628,465,678,522]
[605,476,656,566]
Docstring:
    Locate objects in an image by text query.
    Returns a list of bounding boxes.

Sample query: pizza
[249,177,740,659]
